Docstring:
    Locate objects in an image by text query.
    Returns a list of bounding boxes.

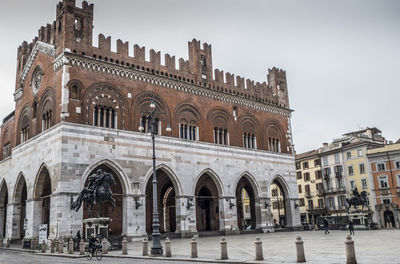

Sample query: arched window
[42,110,52,131]
[21,115,29,143]
[2,142,10,159]
[214,127,228,145]
[243,133,256,149]
[70,84,79,100]
[139,116,159,135]
[179,123,197,140]
[94,106,117,129]
[268,137,281,153]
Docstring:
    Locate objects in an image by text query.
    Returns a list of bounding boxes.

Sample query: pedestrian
[323,218,330,235]
[348,220,355,235]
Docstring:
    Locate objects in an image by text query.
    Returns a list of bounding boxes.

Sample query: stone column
[345,235,357,264]
[220,237,228,260]
[79,239,85,255]
[68,238,74,254]
[175,196,197,237]
[102,238,108,254]
[58,238,64,253]
[295,236,306,263]
[7,203,22,240]
[190,237,197,258]
[142,237,148,256]
[165,237,171,257]
[122,237,128,255]
[255,237,263,261]
[50,240,55,253]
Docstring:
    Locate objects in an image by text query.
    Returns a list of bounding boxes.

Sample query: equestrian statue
[71,169,116,218]
[346,188,370,213]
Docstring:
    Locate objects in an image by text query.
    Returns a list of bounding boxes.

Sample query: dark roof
[396,138,400,144]
[2,111,15,124]
[295,149,319,160]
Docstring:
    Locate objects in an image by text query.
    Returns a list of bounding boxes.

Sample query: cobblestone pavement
[2,229,400,263]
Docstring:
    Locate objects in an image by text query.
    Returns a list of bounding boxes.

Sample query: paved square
[118,229,400,263]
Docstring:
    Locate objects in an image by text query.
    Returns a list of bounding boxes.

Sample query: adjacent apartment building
[367,142,400,228]
[296,128,386,225]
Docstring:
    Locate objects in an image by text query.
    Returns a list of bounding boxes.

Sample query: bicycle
[86,243,103,261]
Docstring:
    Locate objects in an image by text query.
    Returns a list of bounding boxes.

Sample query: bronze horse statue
[346,189,370,213]
[71,169,116,218]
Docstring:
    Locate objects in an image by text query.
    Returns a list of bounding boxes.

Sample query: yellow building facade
[295,150,324,225]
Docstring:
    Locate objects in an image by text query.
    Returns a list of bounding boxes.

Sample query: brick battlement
[15,0,290,109]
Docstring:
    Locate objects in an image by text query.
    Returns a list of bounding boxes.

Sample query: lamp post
[139,96,171,255]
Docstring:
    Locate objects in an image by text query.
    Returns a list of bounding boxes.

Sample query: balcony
[307,206,326,213]
[380,188,390,196]
[305,192,312,198]
[317,189,325,196]
[326,205,346,212]
[335,172,343,179]
[324,187,346,194]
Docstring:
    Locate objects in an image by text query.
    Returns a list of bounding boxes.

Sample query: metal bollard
[102,238,108,254]
[190,237,198,258]
[21,238,24,249]
[79,239,85,255]
[142,237,148,256]
[6,238,10,248]
[295,236,306,263]
[68,238,74,254]
[58,239,64,253]
[220,237,228,260]
[122,236,128,255]
[41,242,47,253]
[345,235,357,264]
[165,237,171,257]
[255,237,264,261]
[51,240,55,253]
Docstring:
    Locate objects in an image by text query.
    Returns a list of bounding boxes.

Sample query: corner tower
[55,0,94,55]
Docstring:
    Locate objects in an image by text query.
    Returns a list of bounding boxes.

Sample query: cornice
[14,41,55,102]
[53,52,293,117]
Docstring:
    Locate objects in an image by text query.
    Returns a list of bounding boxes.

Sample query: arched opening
[270,178,287,228]
[34,166,51,238]
[384,210,395,228]
[14,175,27,239]
[195,173,220,232]
[83,165,124,236]
[0,182,8,237]
[236,177,257,230]
[145,169,176,234]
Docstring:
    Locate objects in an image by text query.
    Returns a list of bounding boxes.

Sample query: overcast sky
[0,0,398,153]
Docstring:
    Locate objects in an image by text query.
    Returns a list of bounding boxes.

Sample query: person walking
[323,218,330,235]
[348,220,355,235]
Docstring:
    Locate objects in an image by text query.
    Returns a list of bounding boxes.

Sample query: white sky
[0,0,399,153]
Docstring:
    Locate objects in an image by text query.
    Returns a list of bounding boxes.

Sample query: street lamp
[140,95,171,255]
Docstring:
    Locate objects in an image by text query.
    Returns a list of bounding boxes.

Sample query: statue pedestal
[348,212,370,230]
[83,218,112,239]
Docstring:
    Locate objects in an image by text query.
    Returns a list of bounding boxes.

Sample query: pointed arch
[235,171,261,198]
[33,163,52,199]
[80,158,131,195]
[143,164,181,196]
[17,105,31,145]
[13,173,27,204]
[193,168,224,197]
[270,174,290,197]
[0,179,8,205]
[0,179,8,238]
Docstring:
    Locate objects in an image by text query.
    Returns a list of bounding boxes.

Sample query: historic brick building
[0,0,299,242]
